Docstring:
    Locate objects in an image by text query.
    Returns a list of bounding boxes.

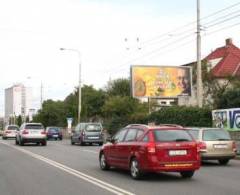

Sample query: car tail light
[197,141,207,153]
[41,130,47,135]
[22,130,29,135]
[147,142,156,153]
[232,141,237,152]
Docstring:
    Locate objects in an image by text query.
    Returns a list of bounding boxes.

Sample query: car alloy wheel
[130,158,142,179]
[99,153,110,170]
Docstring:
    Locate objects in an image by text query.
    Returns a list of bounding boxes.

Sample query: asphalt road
[0,139,240,195]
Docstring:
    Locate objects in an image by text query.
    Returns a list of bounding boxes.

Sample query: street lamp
[60,48,82,123]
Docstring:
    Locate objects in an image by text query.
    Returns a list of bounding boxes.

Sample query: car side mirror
[72,130,76,134]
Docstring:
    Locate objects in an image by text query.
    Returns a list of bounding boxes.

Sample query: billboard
[212,108,240,131]
[131,65,192,98]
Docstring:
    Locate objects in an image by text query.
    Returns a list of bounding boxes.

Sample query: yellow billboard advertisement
[131,65,192,98]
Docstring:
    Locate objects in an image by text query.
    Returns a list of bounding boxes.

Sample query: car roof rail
[158,124,183,128]
[125,124,149,128]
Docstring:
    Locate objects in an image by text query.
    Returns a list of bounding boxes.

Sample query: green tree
[105,78,130,97]
[33,100,66,127]
[16,115,22,127]
[64,85,106,123]
[102,96,148,134]
[216,88,240,109]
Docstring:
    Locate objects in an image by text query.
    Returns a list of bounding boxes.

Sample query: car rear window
[153,129,193,142]
[7,126,19,130]
[25,124,44,130]
[203,129,231,141]
[188,129,199,140]
[49,128,60,133]
[85,124,102,131]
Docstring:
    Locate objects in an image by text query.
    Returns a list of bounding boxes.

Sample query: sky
[0,0,240,116]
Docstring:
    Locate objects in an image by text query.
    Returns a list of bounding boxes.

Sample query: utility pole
[40,82,43,109]
[197,0,203,107]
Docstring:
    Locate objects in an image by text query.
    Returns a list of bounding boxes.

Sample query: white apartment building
[5,84,32,119]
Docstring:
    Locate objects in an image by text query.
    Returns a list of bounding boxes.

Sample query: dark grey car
[71,123,104,146]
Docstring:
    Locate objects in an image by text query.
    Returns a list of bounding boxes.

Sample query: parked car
[16,123,47,146]
[71,123,104,146]
[99,124,201,179]
[46,127,62,140]
[2,125,19,139]
[186,128,237,165]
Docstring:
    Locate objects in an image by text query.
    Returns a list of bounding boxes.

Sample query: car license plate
[169,150,187,156]
[30,130,39,134]
[53,135,58,138]
[88,137,99,139]
[214,144,227,149]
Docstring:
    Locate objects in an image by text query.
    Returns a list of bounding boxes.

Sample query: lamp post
[60,48,82,123]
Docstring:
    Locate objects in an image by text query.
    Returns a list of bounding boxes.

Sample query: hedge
[148,106,212,127]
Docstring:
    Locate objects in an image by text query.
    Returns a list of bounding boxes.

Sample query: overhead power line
[139,2,240,46]
[102,2,240,75]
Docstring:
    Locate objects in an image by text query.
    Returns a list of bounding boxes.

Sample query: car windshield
[25,124,44,130]
[85,124,102,132]
[154,129,193,142]
[7,126,19,130]
[188,129,200,140]
[203,129,231,141]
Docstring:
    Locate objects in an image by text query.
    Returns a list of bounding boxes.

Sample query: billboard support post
[148,97,151,114]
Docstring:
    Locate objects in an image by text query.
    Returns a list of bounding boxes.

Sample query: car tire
[130,158,143,180]
[99,142,103,146]
[71,138,75,145]
[180,171,195,178]
[20,139,24,146]
[99,152,110,170]
[42,141,47,146]
[218,159,229,165]
[79,139,85,146]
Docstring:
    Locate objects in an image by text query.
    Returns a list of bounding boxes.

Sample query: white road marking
[82,149,99,154]
[0,141,135,195]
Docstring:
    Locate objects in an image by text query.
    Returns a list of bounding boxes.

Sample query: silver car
[16,123,47,146]
[2,125,19,139]
[187,128,237,165]
[71,123,104,146]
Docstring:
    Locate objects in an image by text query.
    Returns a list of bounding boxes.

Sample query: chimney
[226,38,233,46]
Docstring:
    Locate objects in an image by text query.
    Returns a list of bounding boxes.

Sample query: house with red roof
[178,38,240,107]
[206,38,240,78]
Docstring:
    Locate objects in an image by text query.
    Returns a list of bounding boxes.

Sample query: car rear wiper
[217,138,230,141]
[175,139,190,142]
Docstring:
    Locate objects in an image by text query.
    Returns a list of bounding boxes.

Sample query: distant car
[2,125,19,139]
[99,124,201,179]
[46,127,62,140]
[71,123,104,146]
[16,123,47,146]
[187,128,237,165]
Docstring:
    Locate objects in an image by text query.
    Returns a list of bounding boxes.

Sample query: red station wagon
[99,124,201,179]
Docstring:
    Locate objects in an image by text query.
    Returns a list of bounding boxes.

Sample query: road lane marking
[82,149,99,154]
[0,141,135,195]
